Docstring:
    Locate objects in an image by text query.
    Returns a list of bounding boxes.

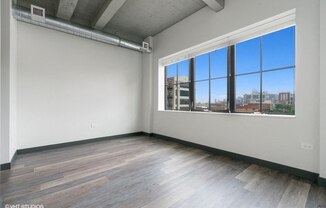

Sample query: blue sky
[166,26,295,103]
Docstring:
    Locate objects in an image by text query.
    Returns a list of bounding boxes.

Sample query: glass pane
[262,68,295,115]
[177,83,190,111]
[262,26,295,70]
[195,53,209,81]
[236,37,261,75]
[166,63,177,85]
[178,59,190,83]
[211,78,228,111]
[165,84,177,110]
[235,73,260,113]
[210,48,227,78]
[194,81,209,111]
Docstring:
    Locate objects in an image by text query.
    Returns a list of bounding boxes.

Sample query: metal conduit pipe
[12,6,150,53]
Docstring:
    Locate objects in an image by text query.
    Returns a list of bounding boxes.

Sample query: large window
[164,26,295,115]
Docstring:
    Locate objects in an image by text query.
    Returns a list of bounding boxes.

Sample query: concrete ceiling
[103,0,206,43]
[15,0,220,44]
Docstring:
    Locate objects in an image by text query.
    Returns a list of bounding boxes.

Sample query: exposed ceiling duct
[12,6,150,53]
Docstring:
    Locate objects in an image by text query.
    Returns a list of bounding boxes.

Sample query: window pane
[166,64,177,84]
[177,83,190,111]
[235,73,260,113]
[211,78,227,111]
[236,37,260,74]
[262,68,295,115]
[210,48,227,78]
[178,59,190,83]
[195,53,209,81]
[165,84,177,110]
[194,81,209,111]
[262,26,295,70]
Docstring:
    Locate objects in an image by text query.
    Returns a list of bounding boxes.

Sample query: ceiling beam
[56,0,79,21]
[92,0,127,30]
[202,0,225,12]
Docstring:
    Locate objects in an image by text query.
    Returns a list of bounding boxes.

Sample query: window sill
[157,110,296,119]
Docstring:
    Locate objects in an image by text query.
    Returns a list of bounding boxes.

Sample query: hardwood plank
[277,179,311,208]
[235,164,262,182]
[30,177,109,208]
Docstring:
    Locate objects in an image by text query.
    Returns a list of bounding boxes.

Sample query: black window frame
[164,26,296,115]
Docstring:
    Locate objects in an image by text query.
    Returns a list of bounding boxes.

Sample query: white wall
[17,22,142,149]
[1,0,17,164]
[141,53,153,133]
[149,0,320,173]
[320,0,326,178]
[9,2,17,161]
[0,0,2,165]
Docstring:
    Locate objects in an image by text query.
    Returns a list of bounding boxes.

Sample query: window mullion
[209,53,211,111]
[176,63,179,110]
[164,66,167,110]
[260,37,263,113]
[190,58,195,111]
[229,45,235,113]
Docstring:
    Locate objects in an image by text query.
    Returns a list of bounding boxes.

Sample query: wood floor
[0,135,325,208]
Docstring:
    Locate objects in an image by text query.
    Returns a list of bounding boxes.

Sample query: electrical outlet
[301,142,313,150]
[90,124,96,129]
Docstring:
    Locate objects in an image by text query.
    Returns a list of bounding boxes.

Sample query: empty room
[0,0,325,207]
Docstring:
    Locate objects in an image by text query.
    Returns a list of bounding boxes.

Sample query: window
[210,48,228,112]
[235,27,295,115]
[164,26,295,115]
[165,60,191,111]
[194,54,210,111]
